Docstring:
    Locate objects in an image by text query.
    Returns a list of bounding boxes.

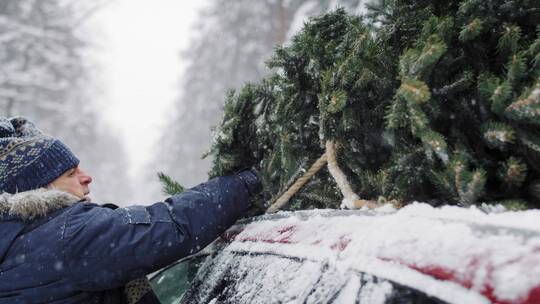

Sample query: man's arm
[62,171,257,291]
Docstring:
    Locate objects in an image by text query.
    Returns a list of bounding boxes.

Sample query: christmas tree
[181,1,540,211]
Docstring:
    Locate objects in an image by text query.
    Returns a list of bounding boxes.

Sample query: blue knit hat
[0,117,79,194]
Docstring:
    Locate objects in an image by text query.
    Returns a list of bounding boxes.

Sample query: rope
[325,140,359,208]
[266,152,328,213]
[266,140,400,213]
[326,141,389,209]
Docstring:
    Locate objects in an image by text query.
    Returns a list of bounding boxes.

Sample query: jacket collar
[0,188,80,221]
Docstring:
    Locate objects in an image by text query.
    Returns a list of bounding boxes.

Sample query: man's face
[49,166,93,201]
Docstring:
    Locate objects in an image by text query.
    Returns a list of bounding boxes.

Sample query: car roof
[223,203,540,304]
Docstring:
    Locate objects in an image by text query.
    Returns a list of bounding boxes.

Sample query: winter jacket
[0,172,256,303]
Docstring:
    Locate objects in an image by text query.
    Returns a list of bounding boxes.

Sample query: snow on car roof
[226,203,540,304]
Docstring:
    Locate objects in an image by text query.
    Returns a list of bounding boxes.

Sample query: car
[149,203,540,304]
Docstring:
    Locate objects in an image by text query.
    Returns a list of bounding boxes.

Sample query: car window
[180,251,448,304]
[150,255,209,304]
[331,272,447,304]
[180,252,324,303]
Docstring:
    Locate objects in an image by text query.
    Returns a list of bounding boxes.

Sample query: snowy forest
[0,0,132,203]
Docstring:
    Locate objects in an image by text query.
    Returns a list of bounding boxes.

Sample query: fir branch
[496,200,529,211]
[477,73,501,99]
[385,98,408,129]
[459,169,486,206]
[497,157,527,187]
[458,0,482,16]
[497,24,522,56]
[298,192,336,206]
[528,32,540,77]
[527,32,540,58]
[326,90,348,114]
[481,121,516,149]
[397,78,431,104]
[433,71,473,96]
[410,36,447,76]
[459,18,484,42]
[518,128,540,153]
[490,81,513,114]
[408,103,429,136]
[157,172,185,196]
[506,52,527,83]
[431,169,457,201]
[420,130,449,164]
[505,82,540,123]
[420,16,454,45]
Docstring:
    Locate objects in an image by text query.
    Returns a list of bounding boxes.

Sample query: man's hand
[235,168,266,217]
[235,168,262,197]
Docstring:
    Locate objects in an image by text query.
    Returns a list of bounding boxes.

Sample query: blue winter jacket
[0,173,254,303]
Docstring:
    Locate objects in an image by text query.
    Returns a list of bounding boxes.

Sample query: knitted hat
[0,117,79,194]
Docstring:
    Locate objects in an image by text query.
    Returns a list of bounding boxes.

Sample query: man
[0,117,261,303]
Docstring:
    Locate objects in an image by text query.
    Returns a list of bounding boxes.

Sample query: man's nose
[79,170,93,185]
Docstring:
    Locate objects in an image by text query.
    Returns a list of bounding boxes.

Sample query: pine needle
[157,172,185,196]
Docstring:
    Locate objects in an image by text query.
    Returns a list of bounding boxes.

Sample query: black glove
[235,168,262,197]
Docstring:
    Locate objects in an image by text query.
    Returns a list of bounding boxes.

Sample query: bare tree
[0,0,132,204]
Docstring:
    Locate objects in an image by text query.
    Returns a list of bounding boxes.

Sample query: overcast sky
[89,0,208,179]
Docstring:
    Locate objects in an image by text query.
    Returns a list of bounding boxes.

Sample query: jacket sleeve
[63,174,252,291]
